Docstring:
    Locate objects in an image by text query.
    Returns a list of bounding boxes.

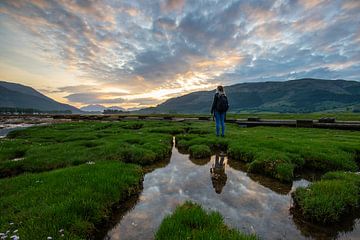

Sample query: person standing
[210,85,229,137]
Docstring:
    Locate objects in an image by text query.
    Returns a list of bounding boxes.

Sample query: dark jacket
[211,93,228,114]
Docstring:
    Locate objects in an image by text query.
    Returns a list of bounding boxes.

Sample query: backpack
[216,94,229,112]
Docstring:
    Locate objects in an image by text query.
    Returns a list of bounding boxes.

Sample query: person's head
[216,85,225,95]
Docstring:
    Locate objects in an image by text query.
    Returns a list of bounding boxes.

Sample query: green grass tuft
[155,202,258,240]
[292,171,360,223]
[189,144,212,159]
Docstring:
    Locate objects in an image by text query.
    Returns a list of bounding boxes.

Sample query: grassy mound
[292,171,360,223]
[189,144,212,159]
[155,202,258,240]
[0,121,174,177]
[177,123,360,182]
[0,161,142,240]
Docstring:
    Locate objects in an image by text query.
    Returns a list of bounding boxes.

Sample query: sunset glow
[0,0,359,109]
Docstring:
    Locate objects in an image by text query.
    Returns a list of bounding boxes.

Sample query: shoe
[221,135,225,137]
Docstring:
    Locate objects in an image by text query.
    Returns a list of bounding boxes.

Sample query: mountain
[0,81,82,113]
[80,105,125,112]
[80,104,107,112]
[108,106,126,111]
[139,79,360,113]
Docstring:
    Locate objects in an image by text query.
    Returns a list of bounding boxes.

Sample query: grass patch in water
[189,144,212,159]
[292,171,360,223]
[155,202,258,240]
[0,161,142,240]
[177,123,360,182]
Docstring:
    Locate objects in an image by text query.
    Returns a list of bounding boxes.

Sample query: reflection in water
[0,124,36,138]
[104,140,360,240]
[210,153,227,194]
[227,159,292,195]
[189,156,211,166]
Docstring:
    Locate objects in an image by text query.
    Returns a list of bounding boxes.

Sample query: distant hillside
[0,81,81,113]
[139,79,360,113]
[81,104,125,112]
[80,104,107,112]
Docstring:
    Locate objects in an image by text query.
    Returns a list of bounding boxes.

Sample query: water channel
[105,138,360,240]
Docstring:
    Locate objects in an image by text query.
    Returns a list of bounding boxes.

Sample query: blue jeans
[214,111,225,136]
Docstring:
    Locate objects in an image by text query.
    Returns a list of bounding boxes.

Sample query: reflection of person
[210,154,227,194]
[210,85,229,137]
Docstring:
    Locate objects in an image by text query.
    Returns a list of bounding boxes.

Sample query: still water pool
[105,138,360,240]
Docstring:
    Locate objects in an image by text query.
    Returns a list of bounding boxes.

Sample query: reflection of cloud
[299,0,326,10]
[161,0,185,12]
[0,0,359,108]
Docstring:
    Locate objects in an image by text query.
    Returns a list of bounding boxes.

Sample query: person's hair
[216,85,225,95]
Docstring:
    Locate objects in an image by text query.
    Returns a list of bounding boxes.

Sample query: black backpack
[216,94,229,112]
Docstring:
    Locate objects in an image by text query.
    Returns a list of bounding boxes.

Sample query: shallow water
[104,138,360,240]
[0,123,36,138]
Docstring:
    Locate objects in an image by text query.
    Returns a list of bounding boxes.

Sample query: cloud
[0,0,359,108]
[64,91,160,108]
[65,92,125,104]
[161,0,185,12]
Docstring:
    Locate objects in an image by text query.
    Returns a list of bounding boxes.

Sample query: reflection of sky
[105,143,360,240]
[1,1,360,109]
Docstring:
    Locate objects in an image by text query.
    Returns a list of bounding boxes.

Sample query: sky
[0,0,360,109]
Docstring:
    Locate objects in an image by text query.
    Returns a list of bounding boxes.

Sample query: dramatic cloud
[0,0,359,108]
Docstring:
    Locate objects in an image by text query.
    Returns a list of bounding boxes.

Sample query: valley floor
[0,120,359,239]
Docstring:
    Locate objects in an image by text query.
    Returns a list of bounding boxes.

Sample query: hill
[80,104,107,112]
[80,104,126,113]
[139,79,360,113]
[0,81,81,113]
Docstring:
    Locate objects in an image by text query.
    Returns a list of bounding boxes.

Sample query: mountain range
[1,79,360,114]
[80,104,125,112]
[139,79,360,113]
[0,81,81,113]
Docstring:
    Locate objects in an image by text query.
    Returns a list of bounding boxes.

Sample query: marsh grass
[120,112,360,121]
[0,121,175,177]
[4,121,357,199]
[155,202,258,240]
[0,121,184,239]
[0,161,142,240]
[176,123,360,182]
[189,144,212,159]
[293,171,360,223]
[1,120,360,238]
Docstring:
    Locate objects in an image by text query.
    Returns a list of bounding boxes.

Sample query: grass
[292,171,360,223]
[155,202,258,240]
[1,119,360,238]
[0,121,176,177]
[0,161,142,240]
[123,112,360,121]
[176,122,360,182]
[189,144,212,159]
[228,112,360,121]
[0,121,180,239]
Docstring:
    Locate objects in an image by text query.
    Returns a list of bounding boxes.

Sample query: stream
[0,123,41,138]
[104,138,360,240]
